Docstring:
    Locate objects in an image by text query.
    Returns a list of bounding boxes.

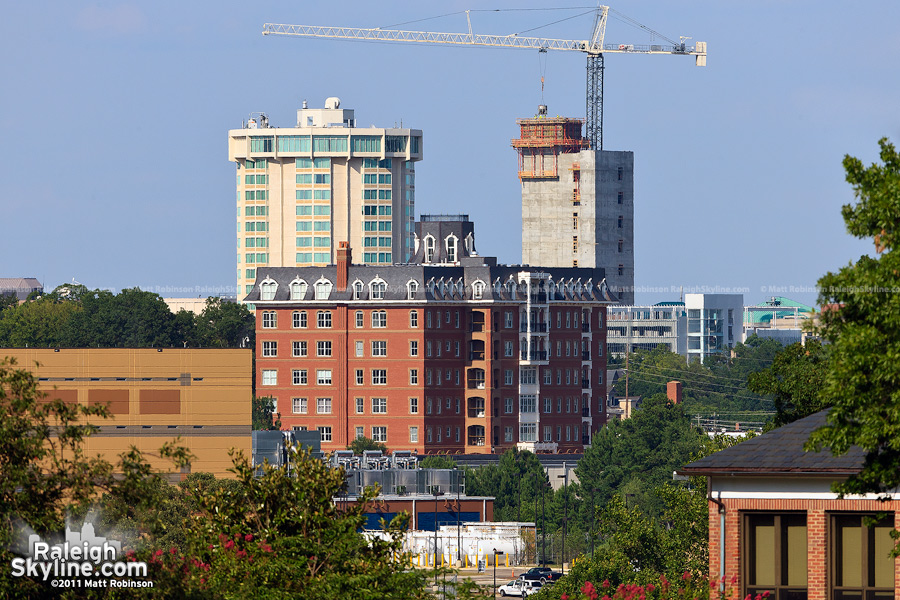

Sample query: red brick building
[680,411,899,600]
[246,216,614,454]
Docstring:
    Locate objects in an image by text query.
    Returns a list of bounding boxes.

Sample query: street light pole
[434,487,443,585]
[541,481,548,566]
[455,467,461,564]
[557,465,569,575]
[493,548,498,595]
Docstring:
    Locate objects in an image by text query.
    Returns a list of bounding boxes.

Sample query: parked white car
[498,578,543,597]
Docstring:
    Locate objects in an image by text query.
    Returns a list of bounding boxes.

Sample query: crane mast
[262,7,706,150]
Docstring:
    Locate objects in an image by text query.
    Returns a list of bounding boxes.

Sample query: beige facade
[228,98,423,299]
[2,348,252,479]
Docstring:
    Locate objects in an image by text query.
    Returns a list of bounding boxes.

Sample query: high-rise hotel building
[228,98,423,298]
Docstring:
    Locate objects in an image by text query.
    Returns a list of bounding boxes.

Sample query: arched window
[407,280,419,300]
[370,278,387,300]
[352,280,364,300]
[290,279,307,300]
[465,232,475,255]
[314,278,333,300]
[445,235,458,263]
[472,280,485,300]
[260,278,277,301]
[424,235,436,263]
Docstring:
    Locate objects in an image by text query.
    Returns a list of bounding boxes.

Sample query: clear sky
[2,1,898,308]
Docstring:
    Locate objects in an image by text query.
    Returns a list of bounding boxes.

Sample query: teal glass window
[314,237,330,248]
[352,136,381,153]
[296,222,312,232]
[312,135,348,153]
[313,222,330,232]
[313,157,330,169]
[296,237,312,247]
[296,190,312,200]
[250,136,274,152]
[385,136,406,152]
[296,206,313,216]
[296,252,312,263]
[313,206,330,216]
[296,173,312,184]
[313,252,330,263]
[296,158,313,169]
[277,136,309,152]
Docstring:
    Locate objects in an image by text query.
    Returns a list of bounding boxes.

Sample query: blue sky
[2,1,898,307]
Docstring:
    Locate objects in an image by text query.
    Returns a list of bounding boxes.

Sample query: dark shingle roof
[680,410,865,476]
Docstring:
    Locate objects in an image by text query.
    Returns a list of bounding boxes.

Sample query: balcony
[468,351,485,361]
[520,350,548,361]
[581,379,591,389]
[468,436,486,447]
[582,351,591,361]
[582,406,590,417]
[530,292,548,304]
[469,323,484,333]
[582,323,591,332]
[520,322,548,333]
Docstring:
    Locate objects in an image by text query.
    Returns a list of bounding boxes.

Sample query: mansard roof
[244,263,617,304]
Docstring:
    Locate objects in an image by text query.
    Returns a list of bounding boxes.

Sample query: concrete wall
[521,150,634,304]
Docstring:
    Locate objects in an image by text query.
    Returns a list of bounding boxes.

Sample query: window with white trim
[318,426,332,442]
[409,340,418,356]
[372,341,387,357]
[262,370,277,386]
[372,369,387,385]
[292,369,307,385]
[409,397,418,414]
[372,398,387,414]
[262,341,277,357]
[317,311,332,328]
[317,341,332,357]
[372,426,387,443]
[261,311,277,328]
[292,398,307,414]
[292,311,307,328]
[316,369,332,385]
[293,341,307,357]
[409,310,418,328]
[372,310,387,328]
[316,397,332,414]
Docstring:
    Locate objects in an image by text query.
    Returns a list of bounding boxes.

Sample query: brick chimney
[337,242,351,291]
[667,380,683,405]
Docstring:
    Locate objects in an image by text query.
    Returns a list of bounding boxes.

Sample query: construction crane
[262,7,706,150]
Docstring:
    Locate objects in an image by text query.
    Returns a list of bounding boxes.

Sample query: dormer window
[352,280,364,300]
[314,279,333,300]
[465,232,475,255]
[260,279,278,301]
[407,280,419,300]
[424,235,436,263]
[473,281,485,300]
[445,235,458,263]
[290,279,308,300]
[371,279,387,300]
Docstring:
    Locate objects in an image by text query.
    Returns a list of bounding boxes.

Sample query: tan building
[228,97,423,299]
[3,348,252,479]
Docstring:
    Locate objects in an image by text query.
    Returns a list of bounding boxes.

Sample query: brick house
[245,216,613,455]
[680,410,899,600]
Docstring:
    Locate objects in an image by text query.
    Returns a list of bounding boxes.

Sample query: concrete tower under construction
[513,106,634,304]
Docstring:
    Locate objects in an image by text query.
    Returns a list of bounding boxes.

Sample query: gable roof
[680,410,865,476]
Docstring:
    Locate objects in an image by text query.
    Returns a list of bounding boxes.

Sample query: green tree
[348,436,388,454]
[418,455,458,469]
[61,288,178,347]
[252,396,281,430]
[576,395,704,519]
[807,137,900,496]
[0,299,81,347]
[0,357,190,598]
[748,339,829,426]
[144,447,433,599]
[195,297,255,348]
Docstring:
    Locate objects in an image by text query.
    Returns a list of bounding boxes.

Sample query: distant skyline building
[513,105,634,304]
[228,97,423,298]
